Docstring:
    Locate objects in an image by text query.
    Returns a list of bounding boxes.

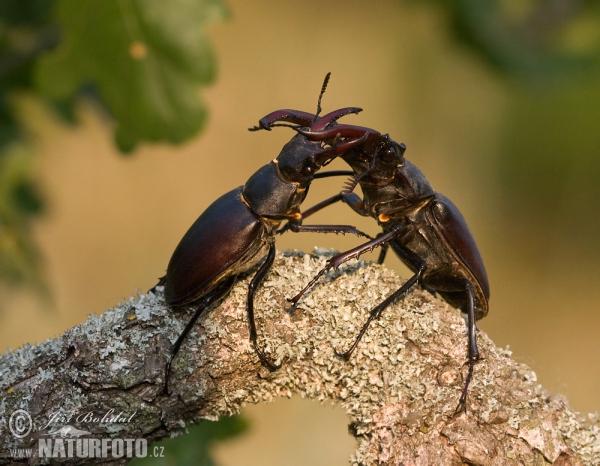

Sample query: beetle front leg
[289,227,403,305]
[287,222,373,239]
[247,244,281,371]
[277,191,369,236]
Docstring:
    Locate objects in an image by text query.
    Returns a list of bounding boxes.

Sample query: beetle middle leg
[277,189,370,238]
[334,242,427,359]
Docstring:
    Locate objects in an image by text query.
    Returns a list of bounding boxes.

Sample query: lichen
[0,250,598,465]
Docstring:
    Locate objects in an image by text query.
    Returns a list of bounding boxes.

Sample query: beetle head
[275,133,326,184]
[252,106,366,185]
[295,124,407,189]
[343,133,407,188]
[275,130,369,185]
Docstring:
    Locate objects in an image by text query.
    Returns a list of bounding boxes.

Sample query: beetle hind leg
[163,276,237,395]
[454,280,480,415]
[247,244,281,371]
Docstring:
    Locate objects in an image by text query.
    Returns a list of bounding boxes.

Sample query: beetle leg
[312,170,354,180]
[287,223,373,240]
[299,191,369,219]
[288,227,402,305]
[277,193,346,235]
[163,276,237,395]
[247,243,281,371]
[454,280,480,415]
[277,190,367,236]
[377,236,389,264]
[335,245,427,360]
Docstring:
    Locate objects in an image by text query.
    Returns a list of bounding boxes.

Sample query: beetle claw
[333,347,352,361]
[253,341,282,371]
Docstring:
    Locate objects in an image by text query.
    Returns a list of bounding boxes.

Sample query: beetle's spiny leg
[334,265,423,360]
[343,146,381,195]
[288,223,373,239]
[276,192,350,236]
[289,227,401,305]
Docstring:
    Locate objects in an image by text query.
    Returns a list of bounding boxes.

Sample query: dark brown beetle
[256,118,489,413]
[157,75,369,394]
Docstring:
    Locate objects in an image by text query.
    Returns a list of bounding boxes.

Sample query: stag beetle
[157,75,371,393]
[255,116,489,413]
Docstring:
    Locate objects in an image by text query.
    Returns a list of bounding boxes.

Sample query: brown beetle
[257,118,489,413]
[156,75,371,394]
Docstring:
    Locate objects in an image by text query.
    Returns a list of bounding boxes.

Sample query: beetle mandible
[255,116,490,413]
[157,75,370,393]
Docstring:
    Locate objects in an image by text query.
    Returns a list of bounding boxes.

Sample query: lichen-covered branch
[0,251,598,465]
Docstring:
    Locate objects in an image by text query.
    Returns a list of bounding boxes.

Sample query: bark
[0,250,598,465]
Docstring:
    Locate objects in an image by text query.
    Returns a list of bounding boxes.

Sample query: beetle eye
[381,146,396,162]
[302,164,314,177]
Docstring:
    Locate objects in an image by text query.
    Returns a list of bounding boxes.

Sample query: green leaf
[35,0,229,152]
[0,142,45,292]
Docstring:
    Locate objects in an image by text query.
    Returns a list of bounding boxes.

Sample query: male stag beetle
[157,74,369,394]
[257,116,490,413]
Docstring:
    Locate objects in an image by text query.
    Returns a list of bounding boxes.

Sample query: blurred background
[1,0,600,464]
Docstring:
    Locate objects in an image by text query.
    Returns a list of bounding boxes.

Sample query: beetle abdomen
[164,187,264,306]
[428,194,490,303]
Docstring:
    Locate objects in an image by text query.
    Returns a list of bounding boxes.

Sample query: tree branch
[1,250,598,465]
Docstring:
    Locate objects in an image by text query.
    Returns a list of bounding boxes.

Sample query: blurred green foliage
[129,416,248,466]
[499,70,600,260]
[0,0,55,296]
[36,0,228,152]
[0,0,227,295]
[0,143,44,295]
[427,0,600,81]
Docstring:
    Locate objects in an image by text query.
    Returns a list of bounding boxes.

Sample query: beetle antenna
[314,72,331,122]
